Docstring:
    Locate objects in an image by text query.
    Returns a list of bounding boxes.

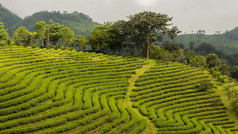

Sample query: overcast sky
[0,0,237,34]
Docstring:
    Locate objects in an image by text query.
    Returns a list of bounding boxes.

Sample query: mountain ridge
[176,28,238,55]
[0,4,99,36]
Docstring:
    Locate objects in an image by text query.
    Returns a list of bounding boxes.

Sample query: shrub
[198,80,214,91]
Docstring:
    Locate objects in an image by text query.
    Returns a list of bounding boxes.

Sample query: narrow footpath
[125,59,157,134]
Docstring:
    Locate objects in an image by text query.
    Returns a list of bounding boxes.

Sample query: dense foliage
[231,66,238,80]
[0,21,8,45]
[182,41,237,79]
[112,11,180,59]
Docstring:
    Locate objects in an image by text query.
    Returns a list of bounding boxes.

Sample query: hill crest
[0,5,99,36]
[176,28,238,55]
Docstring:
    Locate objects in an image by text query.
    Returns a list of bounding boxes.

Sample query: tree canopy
[35,21,46,48]
[231,66,238,80]
[112,11,180,58]
[75,35,87,51]
[0,21,8,45]
[61,27,75,47]
[206,54,221,68]
[13,27,35,47]
[49,20,63,47]
[88,23,112,52]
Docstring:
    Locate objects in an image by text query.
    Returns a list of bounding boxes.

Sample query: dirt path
[125,59,157,134]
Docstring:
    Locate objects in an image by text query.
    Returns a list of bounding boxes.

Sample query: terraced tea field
[0,46,237,134]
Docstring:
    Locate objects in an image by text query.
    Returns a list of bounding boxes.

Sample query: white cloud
[135,0,157,7]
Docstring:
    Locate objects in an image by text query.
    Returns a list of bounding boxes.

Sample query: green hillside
[176,28,238,55]
[0,4,22,35]
[0,45,237,133]
[0,5,99,36]
[20,11,99,36]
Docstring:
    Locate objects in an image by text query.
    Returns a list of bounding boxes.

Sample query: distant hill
[20,11,100,36]
[0,4,99,36]
[0,4,22,35]
[176,28,238,55]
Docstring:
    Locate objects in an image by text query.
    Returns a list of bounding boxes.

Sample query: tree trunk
[41,36,44,48]
[47,34,50,49]
[146,41,149,59]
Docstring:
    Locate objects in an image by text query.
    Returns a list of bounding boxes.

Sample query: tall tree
[49,20,63,47]
[35,21,46,48]
[13,27,34,46]
[61,27,75,47]
[76,35,87,50]
[0,21,8,45]
[112,11,180,59]
[186,49,196,64]
[88,23,111,52]
[108,28,123,54]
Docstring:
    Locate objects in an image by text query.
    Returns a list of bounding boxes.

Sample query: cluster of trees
[180,41,238,80]
[142,43,184,62]
[1,11,180,57]
[185,51,228,82]
[88,11,180,59]
[0,20,87,50]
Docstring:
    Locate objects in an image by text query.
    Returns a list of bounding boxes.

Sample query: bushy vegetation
[198,80,214,91]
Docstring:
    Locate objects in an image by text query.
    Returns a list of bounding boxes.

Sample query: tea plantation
[0,46,237,134]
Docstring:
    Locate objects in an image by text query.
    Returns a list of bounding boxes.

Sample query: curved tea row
[0,46,146,134]
[0,46,237,134]
[131,63,237,134]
